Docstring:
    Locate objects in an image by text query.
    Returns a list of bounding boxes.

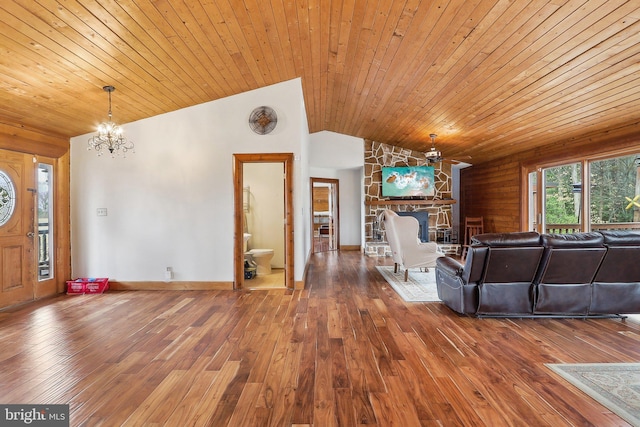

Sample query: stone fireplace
[364,140,460,257]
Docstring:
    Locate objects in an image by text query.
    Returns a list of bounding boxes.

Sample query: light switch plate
[97,208,107,216]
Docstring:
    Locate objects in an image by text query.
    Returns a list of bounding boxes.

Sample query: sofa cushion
[476,246,543,315]
[472,231,540,247]
[536,247,606,284]
[600,230,640,246]
[465,232,540,286]
[594,247,640,282]
[541,232,603,248]
[482,247,544,283]
[535,232,606,315]
[591,283,640,314]
[535,284,592,315]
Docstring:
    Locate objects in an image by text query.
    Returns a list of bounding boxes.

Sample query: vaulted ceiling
[2,1,640,165]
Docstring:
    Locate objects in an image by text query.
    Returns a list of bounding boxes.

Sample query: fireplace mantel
[365,199,456,206]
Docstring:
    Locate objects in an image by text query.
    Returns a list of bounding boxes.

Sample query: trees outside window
[590,154,640,226]
[530,152,640,233]
[544,163,582,226]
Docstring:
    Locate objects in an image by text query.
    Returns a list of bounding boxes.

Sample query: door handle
[26,232,34,238]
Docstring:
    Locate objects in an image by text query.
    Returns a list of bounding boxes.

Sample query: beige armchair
[381,209,444,281]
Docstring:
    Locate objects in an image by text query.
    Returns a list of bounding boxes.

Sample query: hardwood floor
[1,251,639,426]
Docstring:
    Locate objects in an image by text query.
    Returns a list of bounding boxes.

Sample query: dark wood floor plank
[265,339,301,426]
[292,306,317,424]
[0,251,638,426]
[359,309,398,376]
[330,338,350,389]
[333,388,357,426]
[254,322,292,414]
[312,299,336,426]
[393,358,443,424]
[174,359,240,426]
[162,367,218,425]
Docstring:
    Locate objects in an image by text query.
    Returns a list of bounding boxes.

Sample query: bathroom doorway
[311,178,339,253]
[233,153,294,290]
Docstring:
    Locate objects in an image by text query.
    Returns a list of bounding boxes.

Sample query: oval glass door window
[0,170,16,226]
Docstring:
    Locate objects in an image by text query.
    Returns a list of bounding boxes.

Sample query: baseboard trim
[111,279,306,291]
[110,281,233,291]
[340,245,361,251]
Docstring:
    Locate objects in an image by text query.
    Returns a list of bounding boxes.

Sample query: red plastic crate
[66,278,109,295]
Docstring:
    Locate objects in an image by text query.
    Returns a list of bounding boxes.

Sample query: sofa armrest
[436,256,476,314]
[436,256,463,277]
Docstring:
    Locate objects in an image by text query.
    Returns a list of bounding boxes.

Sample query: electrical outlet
[97,208,108,216]
[164,267,174,281]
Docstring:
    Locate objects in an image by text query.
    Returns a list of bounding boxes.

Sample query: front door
[0,150,36,308]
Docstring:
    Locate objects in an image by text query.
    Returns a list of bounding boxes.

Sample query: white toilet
[244,233,274,275]
[243,233,252,252]
[248,249,274,275]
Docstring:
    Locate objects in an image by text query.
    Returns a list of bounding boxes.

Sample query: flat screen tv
[381,165,435,198]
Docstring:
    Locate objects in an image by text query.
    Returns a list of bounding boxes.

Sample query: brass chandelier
[88,85,134,157]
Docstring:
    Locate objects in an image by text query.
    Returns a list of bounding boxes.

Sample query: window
[38,163,54,280]
[544,162,582,233]
[527,152,640,234]
[590,154,640,230]
[0,170,16,226]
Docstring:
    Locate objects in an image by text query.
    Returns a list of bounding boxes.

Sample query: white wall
[309,131,365,169]
[309,131,365,248]
[298,98,312,266]
[337,168,364,246]
[70,78,309,282]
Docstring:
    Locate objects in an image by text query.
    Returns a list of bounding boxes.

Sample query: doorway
[527,163,583,234]
[233,153,294,290]
[0,150,36,308]
[311,178,339,253]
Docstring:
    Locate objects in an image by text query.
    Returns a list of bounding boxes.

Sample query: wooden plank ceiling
[1,0,640,165]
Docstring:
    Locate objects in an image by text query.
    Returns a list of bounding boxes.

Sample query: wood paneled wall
[460,133,640,233]
[460,160,522,233]
[313,187,330,212]
[0,122,69,159]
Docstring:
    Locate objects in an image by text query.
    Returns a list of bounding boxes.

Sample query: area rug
[546,363,640,426]
[375,266,440,302]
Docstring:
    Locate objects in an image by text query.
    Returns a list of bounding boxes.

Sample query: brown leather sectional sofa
[435,230,640,317]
